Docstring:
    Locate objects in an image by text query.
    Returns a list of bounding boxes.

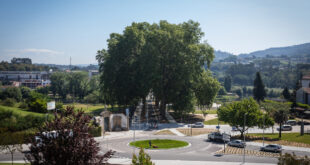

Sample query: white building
[296,74,310,105]
[0,71,51,88]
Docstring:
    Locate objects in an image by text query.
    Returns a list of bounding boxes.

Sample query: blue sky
[0,0,309,65]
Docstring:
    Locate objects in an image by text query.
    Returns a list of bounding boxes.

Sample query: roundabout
[130,139,189,149]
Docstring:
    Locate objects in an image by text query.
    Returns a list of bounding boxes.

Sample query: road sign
[47,101,55,110]
[216,126,220,129]
[126,108,129,116]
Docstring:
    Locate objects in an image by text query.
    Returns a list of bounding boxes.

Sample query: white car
[260,144,282,153]
[228,140,246,148]
[191,122,204,128]
[277,125,292,131]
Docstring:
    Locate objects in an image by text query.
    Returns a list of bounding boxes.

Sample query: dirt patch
[170,112,204,123]
[176,128,216,136]
[216,146,280,158]
[154,129,176,135]
[196,114,218,121]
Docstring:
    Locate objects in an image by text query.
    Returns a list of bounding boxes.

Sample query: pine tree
[253,72,266,102]
[282,87,290,100]
[224,75,232,92]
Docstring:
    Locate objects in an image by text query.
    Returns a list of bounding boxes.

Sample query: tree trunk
[11,152,13,165]
[240,131,244,139]
[141,97,146,120]
[155,98,159,110]
[159,99,166,119]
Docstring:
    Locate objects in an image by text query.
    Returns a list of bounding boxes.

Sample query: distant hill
[238,42,310,58]
[214,50,235,61]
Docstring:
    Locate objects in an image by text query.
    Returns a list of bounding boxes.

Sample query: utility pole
[263,114,265,146]
[243,113,247,164]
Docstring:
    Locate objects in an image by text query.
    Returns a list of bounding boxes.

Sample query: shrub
[89,126,102,137]
[26,107,114,164]
[18,101,28,109]
[278,153,310,165]
[1,98,16,107]
[132,148,154,165]
[0,87,22,101]
[26,91,47,113]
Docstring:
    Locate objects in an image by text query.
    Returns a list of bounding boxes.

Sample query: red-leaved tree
[26,106,114,164]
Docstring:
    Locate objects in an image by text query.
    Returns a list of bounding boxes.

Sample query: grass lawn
[0,105,47,117]
[64,103,119,115]
[130,139,188,149]
[249,133,310,145]
[194,109,217,114]
[203,118,226,125]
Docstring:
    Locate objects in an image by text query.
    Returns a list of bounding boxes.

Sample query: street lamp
[243,112,247,164]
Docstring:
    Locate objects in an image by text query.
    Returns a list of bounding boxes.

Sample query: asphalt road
[97,135,279,164]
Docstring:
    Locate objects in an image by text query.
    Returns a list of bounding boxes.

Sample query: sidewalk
[0,159,276,165]
[108,158,276,165]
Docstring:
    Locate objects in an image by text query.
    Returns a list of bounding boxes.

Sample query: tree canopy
[97,20,216,117]
[218,98,273,138]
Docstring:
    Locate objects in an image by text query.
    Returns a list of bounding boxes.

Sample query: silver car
[260,144,282,153]
[191,122,204,128]
[228,140,246,148]
[277,125,292,131]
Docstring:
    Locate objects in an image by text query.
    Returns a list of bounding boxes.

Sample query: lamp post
[263,114,265,146]
[243,113,247,164]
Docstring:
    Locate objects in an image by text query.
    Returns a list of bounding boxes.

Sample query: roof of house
[302,87,310,94]
[302,74,310,80]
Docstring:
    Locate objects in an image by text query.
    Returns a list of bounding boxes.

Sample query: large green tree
[253,72,266,102]
[218,98,273,138]
[97,20,215,118]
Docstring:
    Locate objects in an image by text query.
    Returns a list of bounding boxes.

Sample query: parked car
[286,120,297,126]
[208,132,230,142]
[297,121,310,125]
[228,140,246,148]
[260,144,282,153]
[231,126,238,131]
[191,122,204,128]
[277,125,292,131]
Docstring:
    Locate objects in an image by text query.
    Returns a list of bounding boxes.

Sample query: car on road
[297,121,310,125]
[191,122,204,128]
[208,132,230,142]
[286,120,297,126]
[260,144,282,153]
[231,126,238,131]
[277,125,292,131]
[228,140,246,148]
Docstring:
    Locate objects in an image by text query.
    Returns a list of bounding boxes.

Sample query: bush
[89,126,102,137]
[0,108,45,132]
[278,153,310,165]
[25,107,114,164]
[1,98,16,107]
[132,148,154,165]
[26,91,47,113]
[0,87,22,102]
[18,101,28,109]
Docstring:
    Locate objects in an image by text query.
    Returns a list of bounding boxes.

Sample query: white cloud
[5,48,64,55]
